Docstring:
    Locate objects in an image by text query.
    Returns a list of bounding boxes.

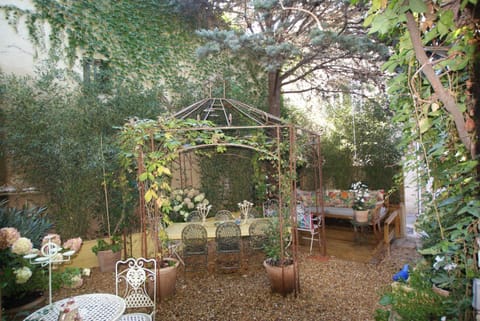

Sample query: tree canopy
[189,0,389,116]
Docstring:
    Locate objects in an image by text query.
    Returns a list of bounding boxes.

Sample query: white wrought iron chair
[115,257,157,321]
[296,203,321,254]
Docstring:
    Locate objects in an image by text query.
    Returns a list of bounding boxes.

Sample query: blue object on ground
[392,264,409,281]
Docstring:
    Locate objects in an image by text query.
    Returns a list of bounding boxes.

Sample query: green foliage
[1,0,268,110]
[199,148,256,210]
[318,97,401,190]
[0,201,53,248]
[365,0,479,318]
[0,69,165,238]
[262,212,292,265]
[375,265,462,320]
[91,235,122,255]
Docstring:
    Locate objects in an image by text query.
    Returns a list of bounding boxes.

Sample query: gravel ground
[51,238,422,321]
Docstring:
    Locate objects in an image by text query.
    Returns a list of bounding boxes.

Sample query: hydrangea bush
[0,227,82,304]
[170,188,210,221]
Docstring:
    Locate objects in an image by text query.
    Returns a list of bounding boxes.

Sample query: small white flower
[444,263,457,271]
[433,256,444,270]
[82,268,91,277]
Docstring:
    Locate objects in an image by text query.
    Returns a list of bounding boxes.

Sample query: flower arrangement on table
[349,181,376,211]
[0,227,82,308]
[170,188,210,221]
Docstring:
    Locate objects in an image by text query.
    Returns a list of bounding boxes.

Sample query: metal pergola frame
[135,98,326,296]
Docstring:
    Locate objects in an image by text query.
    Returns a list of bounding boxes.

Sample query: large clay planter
[157,258,179,301]
[96,250,121,272]
[354,210,369,223]
[147,258,179,302]
[263,260,295,295]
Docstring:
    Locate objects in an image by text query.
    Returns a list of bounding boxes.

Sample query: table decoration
[197,203,212,224]
[25,234,79,307]
[238,200,253,224]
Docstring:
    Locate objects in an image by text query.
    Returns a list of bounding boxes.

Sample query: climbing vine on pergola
[117,115,325,295]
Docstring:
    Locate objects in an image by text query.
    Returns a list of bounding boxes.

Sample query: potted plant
[262,213,295,296]
[155,229,180,301]
[91,235,122,272]
[350,181,376,223]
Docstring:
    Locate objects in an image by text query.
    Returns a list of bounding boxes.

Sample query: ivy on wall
[1,0,269,109]
[199,148,257,211]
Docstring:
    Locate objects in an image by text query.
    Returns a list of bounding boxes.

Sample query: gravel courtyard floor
[48,237,421,321]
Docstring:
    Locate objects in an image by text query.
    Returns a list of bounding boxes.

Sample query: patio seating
[181,223,208,274]
[214,210,233,221]
[296,203,321,254]
[215,222,242,271]
[115,257,156,321]
[186,210,202,222]
[248,219,270,252]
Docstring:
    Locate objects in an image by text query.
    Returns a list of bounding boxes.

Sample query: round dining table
[23,293,126,321]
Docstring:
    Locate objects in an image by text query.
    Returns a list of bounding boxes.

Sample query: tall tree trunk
[268,70,282,117]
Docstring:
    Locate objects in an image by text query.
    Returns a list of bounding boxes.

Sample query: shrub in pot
[91,235,122,272]
[155,230,179,301]
[262,214,295,295]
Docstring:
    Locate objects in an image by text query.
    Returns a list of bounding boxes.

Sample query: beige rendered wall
[66,233,157,269]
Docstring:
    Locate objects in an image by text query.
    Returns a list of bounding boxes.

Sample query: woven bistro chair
[181,223,208,275]
[115,257,157,321]
[186,210,202,222]
[215,222,242,272]
[248,219,271,252]
[214,210,234,221]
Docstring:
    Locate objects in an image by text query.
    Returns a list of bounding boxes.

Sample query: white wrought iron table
[23,293,126,321]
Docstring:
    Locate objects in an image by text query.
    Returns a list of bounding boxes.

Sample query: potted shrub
[262,214,295,296]
[155,229,180,301]
[91,235,122,272]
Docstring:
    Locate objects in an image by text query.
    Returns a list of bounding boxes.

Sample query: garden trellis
[117,97,325,296]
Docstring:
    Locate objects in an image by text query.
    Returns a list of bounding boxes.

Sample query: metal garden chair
[115,257,157,321]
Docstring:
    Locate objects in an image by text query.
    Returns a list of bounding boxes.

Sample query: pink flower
[63,237,83,252]
[42,233,61,246]
[0,227,21,249]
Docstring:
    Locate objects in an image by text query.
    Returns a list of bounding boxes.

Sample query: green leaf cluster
[365,0,479,317]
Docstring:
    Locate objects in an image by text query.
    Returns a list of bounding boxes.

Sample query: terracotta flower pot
[157,258,179,301]
[96,250,121,272]
[263,260,295,295]
[354,210,369,223]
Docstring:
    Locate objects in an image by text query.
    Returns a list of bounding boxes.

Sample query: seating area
[296,188,386,220]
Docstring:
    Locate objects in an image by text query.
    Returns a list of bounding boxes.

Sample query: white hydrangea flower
[11,237,33,255]
[14,266,32,284]
[194,193,205,203]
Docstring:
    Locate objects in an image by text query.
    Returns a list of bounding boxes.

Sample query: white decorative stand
[24,235,76,307]
[238,200,253,224]
[197,204,212,224]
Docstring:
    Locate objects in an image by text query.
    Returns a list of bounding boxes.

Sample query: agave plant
[0,200,53,247]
